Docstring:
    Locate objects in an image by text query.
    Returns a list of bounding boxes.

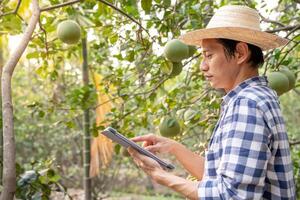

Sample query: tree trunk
[0,37,3,186]
[82,37,92,200]
[0,1,40,200]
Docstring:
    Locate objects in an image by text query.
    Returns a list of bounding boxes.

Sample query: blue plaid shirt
[198,76,295,199]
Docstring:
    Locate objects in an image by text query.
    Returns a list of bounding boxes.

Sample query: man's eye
[206,54,212,59]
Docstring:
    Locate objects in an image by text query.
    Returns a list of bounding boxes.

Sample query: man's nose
[200,60,209,71]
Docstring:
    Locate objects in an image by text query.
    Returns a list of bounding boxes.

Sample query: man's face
[200,39,240,92]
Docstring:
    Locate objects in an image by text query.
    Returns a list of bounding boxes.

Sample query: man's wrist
[151,167,168,184]
[151,167,199,200]
[170,141,184,157]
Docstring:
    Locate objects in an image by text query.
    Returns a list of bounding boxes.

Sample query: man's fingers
[128,147,162,172]
[144,145,159,154]
[128,147,137,156]
[131,134,156,142]
[142,140,154,147]
[128,147,145,160]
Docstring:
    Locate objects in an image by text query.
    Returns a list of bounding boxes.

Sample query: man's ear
[235,42,250,65]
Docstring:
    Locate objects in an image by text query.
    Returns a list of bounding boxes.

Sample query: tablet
[101,127,175,170]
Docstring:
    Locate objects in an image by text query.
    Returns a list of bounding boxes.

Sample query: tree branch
[276,40,300,68]
[40,0,150,37]
[184,53,201,85]
[40,0,81,12]
[0,0,22,17]
[259,13,285,27]
[286,25,300,38]
[91,76,168,111]
[38,18,49,57]
[290,140,300,146]
[96,0,150,37]
[266,24,300,33]
[132,77,168,96]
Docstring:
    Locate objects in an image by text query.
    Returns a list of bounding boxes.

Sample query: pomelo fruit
[267,72,289,96]
[170,62,183,77]
[279,69,296,91]
[159,116,181,138]
[57,20,81,44]
[164,39,189,62]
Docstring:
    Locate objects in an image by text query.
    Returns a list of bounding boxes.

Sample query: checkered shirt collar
[221,76,268,108]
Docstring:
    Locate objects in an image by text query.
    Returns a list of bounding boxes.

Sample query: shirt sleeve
[198,98,272,200]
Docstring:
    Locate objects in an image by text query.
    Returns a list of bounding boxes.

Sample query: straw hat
[179,5,289,51]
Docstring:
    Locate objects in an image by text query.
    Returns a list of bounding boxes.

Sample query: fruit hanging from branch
[57,20,81,44]
[267,71,290,96]
[159,116,181,138]
[163,39,197,78]
[279,68,296,91]
[169,62,183,77]
[164,39,189,62]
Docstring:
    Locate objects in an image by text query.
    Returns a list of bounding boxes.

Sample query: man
[128,5,296,200]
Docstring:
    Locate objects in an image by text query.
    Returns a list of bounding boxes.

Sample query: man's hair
[217,39,264,68]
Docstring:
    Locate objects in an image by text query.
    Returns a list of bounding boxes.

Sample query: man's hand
[131,134,178,155]
[128,147,199,200]
[131,134,205,180]
[127,147,164,177]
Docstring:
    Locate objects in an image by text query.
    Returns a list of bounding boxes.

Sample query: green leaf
[49,174,61,182]
[50,70,58,81]
[274,49,281,60]
[35,66,48,79]
[26,52,39,59]
[160,60,172,74]
[141,0,152,14]
[163,0,171,7]
[92,130,99,137]
[18,0,31,18]
[65,121,75,129]
[39,175,48,184]
[281,59,292,66]
[0,15,23,34]
[109,33,119,44]
[126,50,135,62]
[38,110,45,118]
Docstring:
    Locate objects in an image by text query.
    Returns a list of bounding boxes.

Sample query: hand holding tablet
[101,127,175,171]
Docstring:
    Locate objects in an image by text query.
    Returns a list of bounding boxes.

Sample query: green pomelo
[164,39,189,62]
[188,45,197,57]
[279,69,296,91]
[57,20,81,44]
[159,116,181,138]
[267,72,289,96]
[170,62,183,77]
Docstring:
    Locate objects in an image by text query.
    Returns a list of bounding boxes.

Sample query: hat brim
[179,27,289,51]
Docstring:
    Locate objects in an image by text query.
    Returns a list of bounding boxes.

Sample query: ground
[51,189,184,200]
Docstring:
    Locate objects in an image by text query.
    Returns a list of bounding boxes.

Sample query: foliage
[280,92,300,197]
[15,159,65,200]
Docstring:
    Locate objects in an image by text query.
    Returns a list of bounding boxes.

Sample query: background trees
[0,0,299,199]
